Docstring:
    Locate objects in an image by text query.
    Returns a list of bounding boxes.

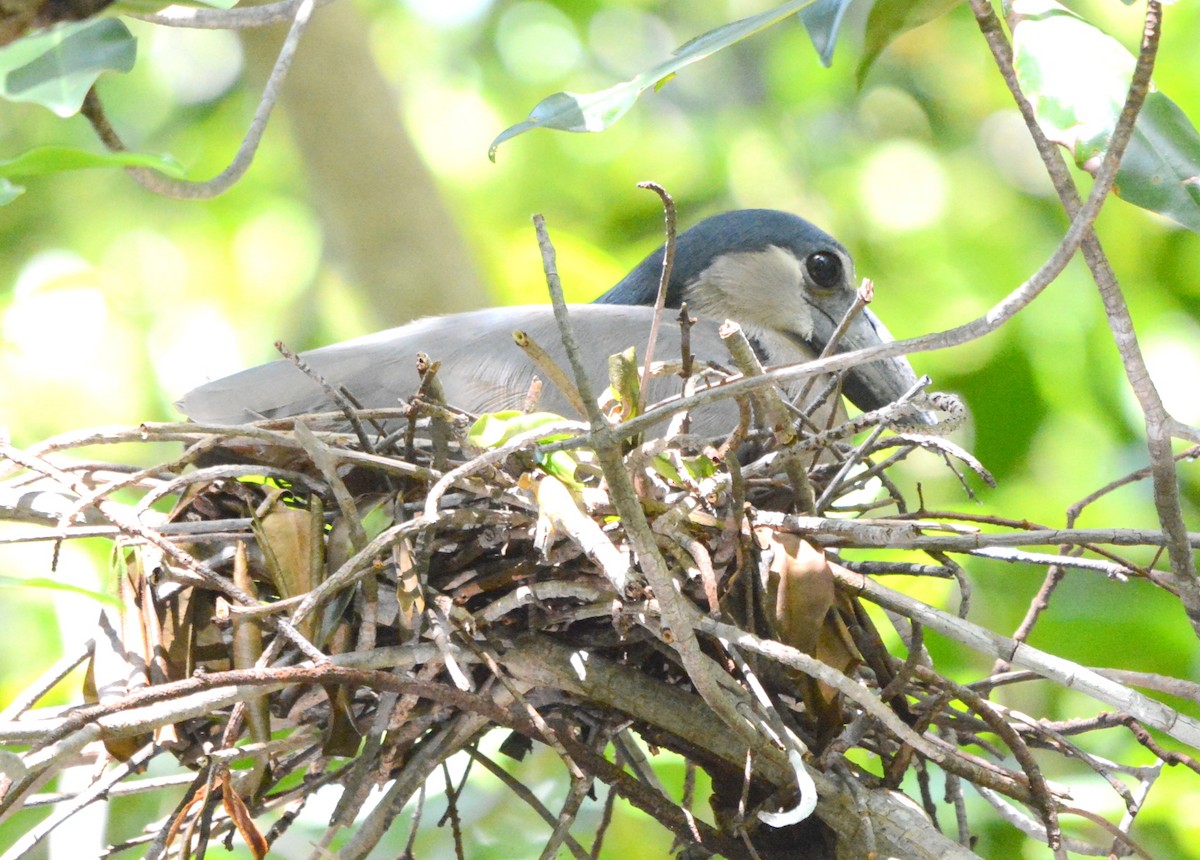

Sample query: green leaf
[857,0,964,84]
[683,454,717,479]
[1112,92,1200,232]
[359,502,393,542]
[490,0,818,160]
[467,411,586,485]
[0,19,136,117]
[648,453,717,487]
[467,410,573,449]
[0,574,120,607]
[650,454,682,485]
[538,449,583,486]
[1011,0,1200,232]
[0,145,184,179]
[799,0,854,68]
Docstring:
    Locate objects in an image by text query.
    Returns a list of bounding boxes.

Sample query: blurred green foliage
[1,1,1199,857]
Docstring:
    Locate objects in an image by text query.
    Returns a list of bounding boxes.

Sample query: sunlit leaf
[489,0,818,160]
[799,0,854,68]
[0,19,135,117]
[468,410,583,485]
[0,144,184,178]
[647,452,717,487]
[651,454,682,484]
[1112,94,1200,233]
[857,0,964,84]
[467,410,572,448]
[536,450,581,485]
[1011,0,1200,232]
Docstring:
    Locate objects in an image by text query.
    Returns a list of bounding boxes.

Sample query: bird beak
[809,304,926,419]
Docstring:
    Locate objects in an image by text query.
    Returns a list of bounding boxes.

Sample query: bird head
[595,209,921,416]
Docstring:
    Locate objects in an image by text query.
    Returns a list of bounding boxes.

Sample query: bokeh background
[1,0,1199,856]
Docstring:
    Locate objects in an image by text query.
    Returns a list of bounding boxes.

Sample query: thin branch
[0,442,324,662]
[531,213,764,754]
[832,564,1200,748]
[0,638,92,720]
[635,182,678,416]
[465,749,590,860]
[1,745,157,859]
[133,0,333,28]
[968,0,1199,630]
[84,0,317,199]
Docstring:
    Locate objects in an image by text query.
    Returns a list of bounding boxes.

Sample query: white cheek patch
[682,246,815,342]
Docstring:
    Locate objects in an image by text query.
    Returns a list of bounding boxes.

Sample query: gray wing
[177,305,770,434]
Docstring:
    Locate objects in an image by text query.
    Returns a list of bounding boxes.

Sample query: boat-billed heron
[178,210,920,436]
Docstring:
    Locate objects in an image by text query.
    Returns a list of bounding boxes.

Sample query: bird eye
[804,251,843,289]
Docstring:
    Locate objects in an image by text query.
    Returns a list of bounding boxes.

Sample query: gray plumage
[178,210,920,435]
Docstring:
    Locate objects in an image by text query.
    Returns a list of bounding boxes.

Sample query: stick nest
[0,365,1194,860]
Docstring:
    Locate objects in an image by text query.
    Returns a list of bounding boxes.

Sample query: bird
[177,209,922,438]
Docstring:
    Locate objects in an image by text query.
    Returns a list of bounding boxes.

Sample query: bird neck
[594,253,687,307]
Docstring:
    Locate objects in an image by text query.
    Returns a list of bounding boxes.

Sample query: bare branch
[85,0,317,198]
